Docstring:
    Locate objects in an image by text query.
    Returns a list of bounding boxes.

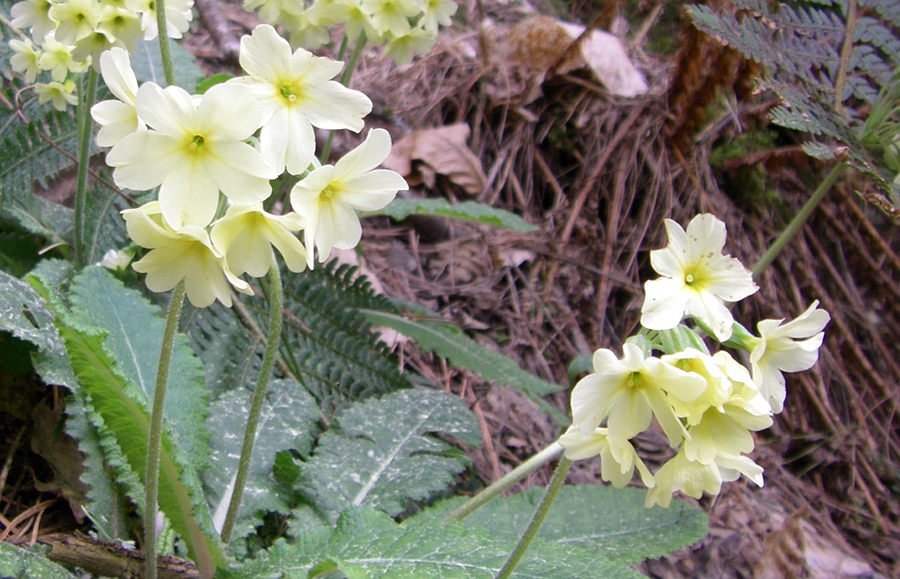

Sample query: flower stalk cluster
[560,214,830,508]
[243,0,458,65]
[10,0,193,109]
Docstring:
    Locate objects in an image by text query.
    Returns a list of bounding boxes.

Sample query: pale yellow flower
[383,26,436,66]
[290,128,407,267]
[10,38,42,83]
[35,80,78,111]
[91,46,144,147]
[107,82,276,229]
[231,24,373,174]
[644,448,763,508]
[559,426,654,489]
[10,0,56,43]
[749,300,829,413]
[569,342,706,447]
[641,214,757,341]
[122,202,252,308]
[38,33,82,82]
[48,0,101,44]
[210,204,308,277]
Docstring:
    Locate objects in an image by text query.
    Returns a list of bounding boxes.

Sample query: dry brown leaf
[383,123,486,196]
[490,15,649,98]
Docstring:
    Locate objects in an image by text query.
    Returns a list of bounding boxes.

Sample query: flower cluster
[560,214,830,508]
[243,0,457,65]
[9,0,193,109]
[92,25,407,307]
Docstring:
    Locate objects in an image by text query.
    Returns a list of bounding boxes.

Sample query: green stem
[145,281,186,579]
[74,67,98,267]
[220,260,284,546]
[319,30,367,164]
[495,458,573,579]
[445,442,563,522]
[154,0,177,86]
[752,161,847,280]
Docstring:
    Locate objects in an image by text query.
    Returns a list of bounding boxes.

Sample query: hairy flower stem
[220,260,284,546]
[145,281,186,579]
[752,161,847,280]
[319,30,367,164]
[495,457,572,579]
[154,0,177,86]
[445,442,564,522]
[73,67,98,267]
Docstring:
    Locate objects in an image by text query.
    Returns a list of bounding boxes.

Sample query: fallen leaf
[383,124,486,196]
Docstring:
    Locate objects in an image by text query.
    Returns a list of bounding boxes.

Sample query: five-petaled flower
[231,23,372,175]
[290,128,407,268]
[122,202,252,308]
[107,82,277,230]
[749,300,830,413]
[641,213,758,341]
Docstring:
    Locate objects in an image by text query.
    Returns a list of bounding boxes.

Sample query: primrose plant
[0,0,832,577]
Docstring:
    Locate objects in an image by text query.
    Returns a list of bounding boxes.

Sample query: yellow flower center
[685,273,695,285]
[626,372,643,389]
[280,84,299,103]
[321,185,335,199]
[189,134,205,151]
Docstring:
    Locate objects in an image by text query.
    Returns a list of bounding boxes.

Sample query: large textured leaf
[0,542,79,579]
[204,379,321,541]
[29,274,226,577]
[379,198,538,232]
[359,309,569,425]
[419,485,709,565]
[220,507,643,579]
[68,266,210,472]
[297,389,481,523]
[0,268,65,361]
[131,37,204,92]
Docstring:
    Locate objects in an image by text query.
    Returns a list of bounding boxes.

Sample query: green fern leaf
[296,389,480,523]
[182,302,265,398]
[358,309,569,425]
[278,263,415,412]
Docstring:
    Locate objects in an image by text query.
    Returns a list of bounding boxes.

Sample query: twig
[193,0,241,62]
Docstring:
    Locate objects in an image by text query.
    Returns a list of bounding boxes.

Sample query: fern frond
[689,0,900,215]
[279,262,413,413]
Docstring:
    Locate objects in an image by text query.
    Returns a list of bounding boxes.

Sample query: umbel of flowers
[9,0,195,109]
[91,24,408,308]
[242,0,458,64]
[559,214,830,508]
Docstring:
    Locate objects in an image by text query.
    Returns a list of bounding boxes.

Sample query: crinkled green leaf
[204,379,321,541]
[359,309,568,425]
[0,230,41,276]
[297,389,480,523]
[220,507,643,579]
[0,542,79,579]
[0,268,67,374]
[418,484,709,565]
[68,266,210,472]
[28,274,226,577]
[130,37,204,92]
[379,198,538,232]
